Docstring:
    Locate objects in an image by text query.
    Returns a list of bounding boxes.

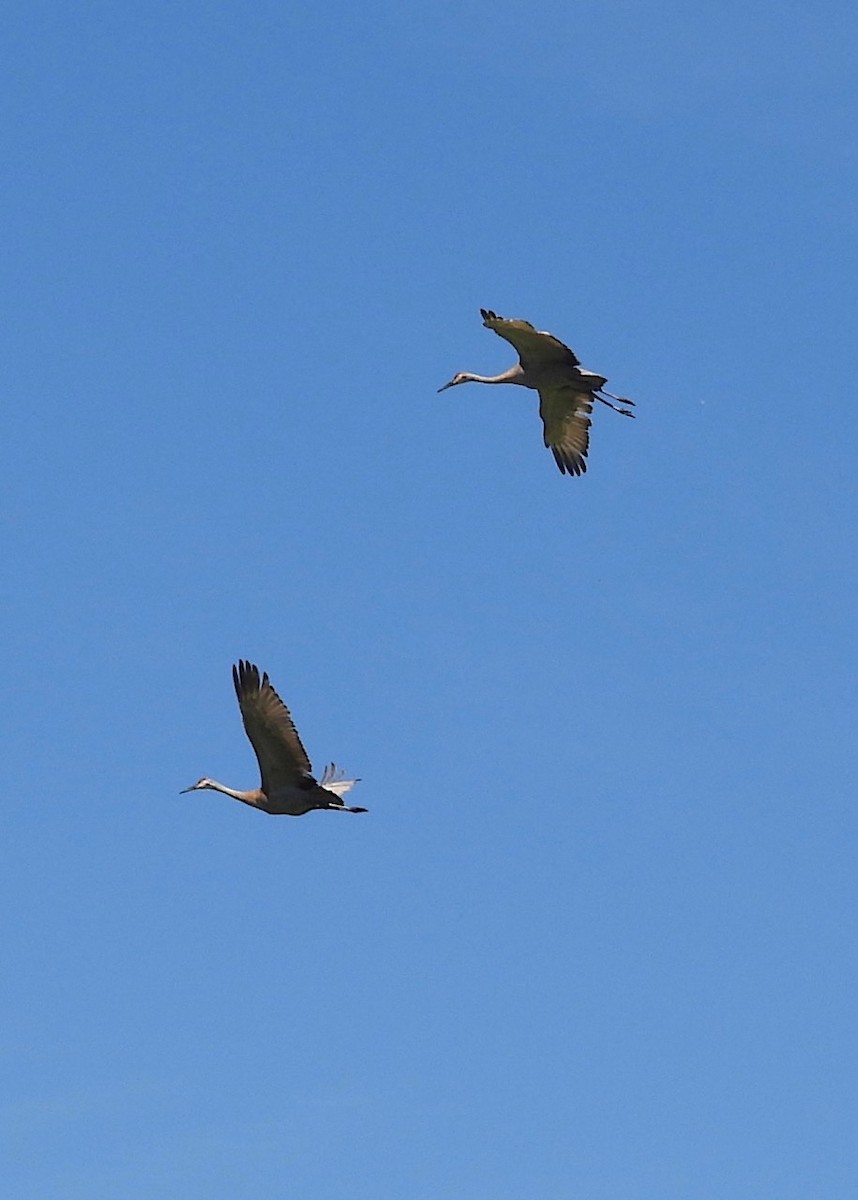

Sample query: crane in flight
[181,660,366,816]
[439,308,634,476]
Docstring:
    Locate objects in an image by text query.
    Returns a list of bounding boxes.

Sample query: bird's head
[437,372,469,393]
[180,777,215,794]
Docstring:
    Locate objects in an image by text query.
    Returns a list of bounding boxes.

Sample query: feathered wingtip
[319,763,360,797]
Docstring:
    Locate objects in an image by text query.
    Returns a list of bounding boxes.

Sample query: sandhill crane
[439,308,634,476]
[181,660,367,816]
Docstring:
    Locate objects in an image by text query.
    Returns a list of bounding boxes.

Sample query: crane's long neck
[206,779,263,807]
[464,364,528,386]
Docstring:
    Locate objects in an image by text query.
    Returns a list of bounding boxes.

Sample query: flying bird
[181,660,366,816]
[439,308,634,475]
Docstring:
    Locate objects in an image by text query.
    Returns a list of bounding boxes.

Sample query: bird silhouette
[439,308,634,475]
[181,660,366,816]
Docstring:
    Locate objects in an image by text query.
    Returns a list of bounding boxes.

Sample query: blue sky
[3,2,857,1196]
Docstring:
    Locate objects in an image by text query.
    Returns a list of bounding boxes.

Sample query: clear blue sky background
[3,2,857,1196]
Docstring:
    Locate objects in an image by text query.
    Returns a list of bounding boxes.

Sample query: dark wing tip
[480,308,497,322]
[233,659,263,702]
[550,447,587,476]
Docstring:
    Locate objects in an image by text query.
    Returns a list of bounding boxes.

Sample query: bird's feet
[596,391,636,418]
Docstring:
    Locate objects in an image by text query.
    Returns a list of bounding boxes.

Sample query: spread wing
[481,308,580,373]
[538,385,594,476]
[232,660,313,793]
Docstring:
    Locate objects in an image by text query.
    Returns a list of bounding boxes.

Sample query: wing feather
[481,308,580,372]
[318,763,358,798]
[232,660,313,793]
[538,385,594,476]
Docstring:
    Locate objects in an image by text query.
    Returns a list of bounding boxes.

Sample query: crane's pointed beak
[179,784,197,794]
[437,379,457,393]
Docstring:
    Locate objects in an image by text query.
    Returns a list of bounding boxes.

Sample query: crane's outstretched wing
[538,385,594,476]
[232,660,313,793]
[481,308,580,373]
